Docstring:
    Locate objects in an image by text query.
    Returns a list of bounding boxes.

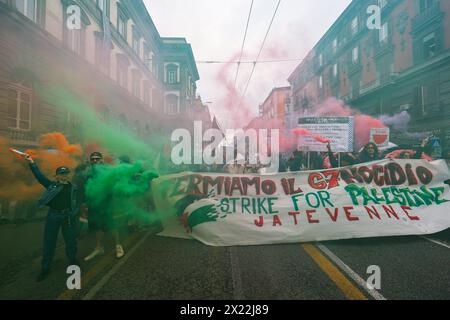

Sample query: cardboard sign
[297,117,354,152]
[370,128,390,147]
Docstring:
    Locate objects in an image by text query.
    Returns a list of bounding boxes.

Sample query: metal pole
[307,152,311,170]
[338,153,341,168]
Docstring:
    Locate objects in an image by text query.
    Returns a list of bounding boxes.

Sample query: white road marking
[316,243,387,301]
[229,247,244,300]
[420,236,450,249]
[82,231,152,300]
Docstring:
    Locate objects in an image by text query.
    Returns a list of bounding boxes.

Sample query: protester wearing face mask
[24,155,79,282]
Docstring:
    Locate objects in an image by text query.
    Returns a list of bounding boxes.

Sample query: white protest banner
[297,117,354,152]
[152,160,450,246]
[370,128,390,147]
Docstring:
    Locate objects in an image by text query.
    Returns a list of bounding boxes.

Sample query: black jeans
[41,209,78,271]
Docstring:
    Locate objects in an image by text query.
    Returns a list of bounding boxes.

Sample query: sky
[144,0,353,128]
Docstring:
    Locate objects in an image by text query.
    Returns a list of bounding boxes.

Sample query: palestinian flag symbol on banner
[173,192,226,234]
[154,175,229,235]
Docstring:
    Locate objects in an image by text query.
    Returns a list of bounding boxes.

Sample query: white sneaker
[116,245,125,259]
[84,247,105,261]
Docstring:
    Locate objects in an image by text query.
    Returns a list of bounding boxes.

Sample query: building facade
[0,0,204,221]
[259,86,290,125]
[0,0,201,149]
[288,0,450,148]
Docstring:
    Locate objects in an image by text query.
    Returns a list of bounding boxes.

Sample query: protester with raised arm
[24,154,79,282]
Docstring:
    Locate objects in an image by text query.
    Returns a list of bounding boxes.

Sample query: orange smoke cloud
[0,137,42,200]
[0,133,82,201]
[25,132,82,177]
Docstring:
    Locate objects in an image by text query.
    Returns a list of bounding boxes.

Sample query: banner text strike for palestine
[153,160,450,246]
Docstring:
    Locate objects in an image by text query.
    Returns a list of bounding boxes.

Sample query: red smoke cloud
[215,46,290,130]
[293,128,330,143]
[311,98,386,148]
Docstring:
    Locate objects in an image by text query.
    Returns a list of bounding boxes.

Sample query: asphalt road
[0,224,449,300]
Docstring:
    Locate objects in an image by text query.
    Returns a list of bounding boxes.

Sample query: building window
[378,0,388,9]
[132,72,141,99]
[143,45,154,71]
[422,32,437,59]
[134,120,141,135]
[118,114,127,131]
[95,35,110,75]
[333,64,338,78]
[379,22,389,43]
[7,84,32,130]
[419,0,435,13]
[15,0,37,22]
[168,71,176,84]
[65,27,85,57]
[165,94,179,114]
[319,75,323,89]
[318,53,323,67]
[332,38,338,54]
[351,16,359,35]
[143,85,152,108]
[117,62,128,89]
[165,63,179,84]
[352,46,359,64]
[117,10,127,39]
[63,5,86,57]
[96,0,110,16]
[154,63,159,79]
[132,26,140,56]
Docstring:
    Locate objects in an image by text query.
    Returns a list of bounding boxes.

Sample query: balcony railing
[0,128,38,146]
[412,2,444,33]
[419,102,448,118]
[359,79,381,95]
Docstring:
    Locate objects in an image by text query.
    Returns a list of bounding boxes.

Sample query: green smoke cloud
[84,161,159,226]
[37,84,168,163]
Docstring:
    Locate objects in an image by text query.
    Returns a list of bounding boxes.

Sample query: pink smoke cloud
[311,98,386,148]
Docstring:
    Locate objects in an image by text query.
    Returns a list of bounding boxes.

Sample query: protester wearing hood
[358,142,380,163]
[412,137,434,161]
[287,151,304,172]
[278,153,287,173]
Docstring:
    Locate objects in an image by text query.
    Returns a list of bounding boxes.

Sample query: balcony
[0,128,38,146]
[374,42,394,59]
[348,62,363,76]
[359,79,380,96]
[419,101,448,119]
[412,2,444,33]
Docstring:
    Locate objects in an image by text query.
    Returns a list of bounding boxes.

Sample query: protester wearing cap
[24,155,79,282]
[83,152,125,261]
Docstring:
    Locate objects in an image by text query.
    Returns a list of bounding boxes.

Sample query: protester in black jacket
[326,142,357,168]
[25,155,79,282]
[358,142,380,163]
